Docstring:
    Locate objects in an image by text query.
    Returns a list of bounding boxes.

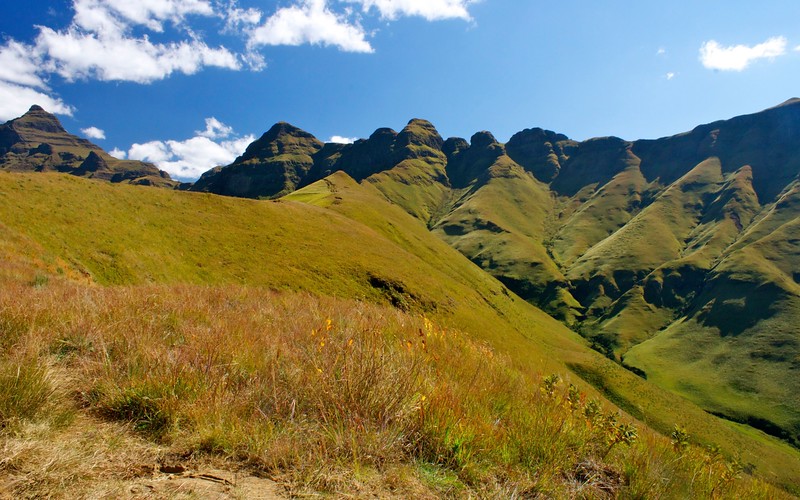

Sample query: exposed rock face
[445,131,504,188]
[506,127,576,182]
[192,118,451,202]
[191,122,323,198]
[0,105,174,186]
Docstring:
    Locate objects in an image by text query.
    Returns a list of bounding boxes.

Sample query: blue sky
[2,0,800,181]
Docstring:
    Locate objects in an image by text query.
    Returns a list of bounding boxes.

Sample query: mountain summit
[0,105,174,186]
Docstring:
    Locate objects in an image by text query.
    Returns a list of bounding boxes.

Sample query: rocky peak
[470,130,500,149]
[505,127,576,183]
[443,137,469,161]
[395,118,444,156]
[76,151,110,174]
[13,104,69,135]
[444,130,504,188]
[329,127,398,181]
[239,122,323,162]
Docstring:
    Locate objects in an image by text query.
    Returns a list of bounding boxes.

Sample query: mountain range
[189,98,800,448]
[2,101,800,493]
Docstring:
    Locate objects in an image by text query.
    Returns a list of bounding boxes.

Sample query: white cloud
[109,147,127,158]
[351,0,474,21]
[225,5,263,31]
[656,47,666,56]
[249,0,373,53]
[37,27,242,83]
[0,0,479,123]
[0,41,46,88]
[329,135,357,143]
[0,81,74,122]
[123,118,254,180]
[81,126,106,139]
[666,72,675,80]
[73,0,214,34]
[699,36,787,71]
[196,117,233,139]
[129,140,172,163]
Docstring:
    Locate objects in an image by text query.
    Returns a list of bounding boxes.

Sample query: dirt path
[123,467,283,499]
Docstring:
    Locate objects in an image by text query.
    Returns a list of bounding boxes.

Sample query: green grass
[2,171,800,493]
[431,155,579,320]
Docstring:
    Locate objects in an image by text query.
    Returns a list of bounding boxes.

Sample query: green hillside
[2,172,800,494]
[186,100,800,467]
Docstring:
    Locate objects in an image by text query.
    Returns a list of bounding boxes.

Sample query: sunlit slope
[624,180,800,448]
[431,154,582,322]
[0,172,460,306]
[285,171,800,491]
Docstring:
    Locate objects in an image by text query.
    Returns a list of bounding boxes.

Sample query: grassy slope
[2,283,789,498]
[432,157,566,303]
[624,181,800,446]
[0,172,798,491]
[552,165,649,267]
[285,172,800,492]
[567,159,724,300]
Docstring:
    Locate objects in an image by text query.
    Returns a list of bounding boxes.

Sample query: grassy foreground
[0,281,786,498]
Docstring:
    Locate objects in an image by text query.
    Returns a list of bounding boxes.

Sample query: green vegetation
[4,98,800,496]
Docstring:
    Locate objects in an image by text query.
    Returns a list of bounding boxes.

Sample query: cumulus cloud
[109,147,127,158]
[249,0,373,53]
[0,41,46,88]
[666,72,675,80]
[196,117,233,139]
[81,126,106,139]
[329,135,357,143]
[351,0,474,21]
[0,81,74,122]
[699,36,787,71]
[72,0,214,33]
[122,118,254,180]
[36,27,241,83]
[656,47,666,56]
[224,5,263,31]
[0,0,480,119]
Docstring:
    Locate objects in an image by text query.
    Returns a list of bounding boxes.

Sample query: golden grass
[0,281,789,498]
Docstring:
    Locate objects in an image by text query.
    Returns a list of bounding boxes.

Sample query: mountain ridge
[188,99,800,450]
[0,105,175,187]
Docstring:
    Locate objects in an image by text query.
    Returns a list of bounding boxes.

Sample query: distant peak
[397,118,444,152]
[406,118,435,127]
[470,131,498,148]
[773,97,800,108]
[13,104,67,134]
[369,127,397,140]
[239,121,323,162]
[259,121,321,144]
[265,121,310,137]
